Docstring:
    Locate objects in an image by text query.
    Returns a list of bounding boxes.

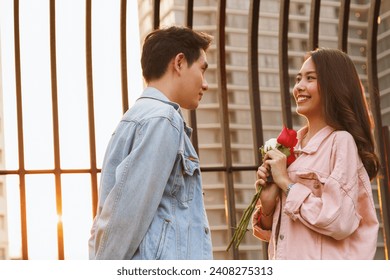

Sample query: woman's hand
[256,165,270,187]
[263,148,293,193]
[255,165,279,215]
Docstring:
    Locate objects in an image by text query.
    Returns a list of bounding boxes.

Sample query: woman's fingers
[263,149,289,189]
[255,178,266,188]
[264,149,287,170]
[265,148,285,160]
[257,165,270,178]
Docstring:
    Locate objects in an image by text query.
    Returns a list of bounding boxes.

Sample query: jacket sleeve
[284,132,363,240]
[91,116,181,259]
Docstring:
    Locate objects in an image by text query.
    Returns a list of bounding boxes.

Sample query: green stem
[226,185,263,251]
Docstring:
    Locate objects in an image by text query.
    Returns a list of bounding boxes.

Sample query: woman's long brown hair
[309,48,380,180]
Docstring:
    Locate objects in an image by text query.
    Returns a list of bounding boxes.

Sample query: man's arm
[92,116,181,259]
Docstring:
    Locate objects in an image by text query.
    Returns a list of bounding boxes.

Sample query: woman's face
[293,57,324,121]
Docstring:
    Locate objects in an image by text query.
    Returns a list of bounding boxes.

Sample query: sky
[0,0,143,259]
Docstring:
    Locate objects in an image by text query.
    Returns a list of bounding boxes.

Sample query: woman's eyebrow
[303,70,316,75]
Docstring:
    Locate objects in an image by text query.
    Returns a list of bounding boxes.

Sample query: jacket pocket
[170,154,199,208]
[296,171,326,197]
[140,217,171,260]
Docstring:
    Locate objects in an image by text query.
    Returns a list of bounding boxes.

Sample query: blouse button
[205,227,210,234]
[279,234,284,240]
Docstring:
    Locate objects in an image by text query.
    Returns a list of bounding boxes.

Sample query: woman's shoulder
[329,129,359,160]
[332,129,355,144]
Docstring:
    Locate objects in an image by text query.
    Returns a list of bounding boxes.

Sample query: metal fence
[0,0,389,260]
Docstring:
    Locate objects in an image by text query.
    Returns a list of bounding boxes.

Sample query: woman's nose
[295,80,305,91]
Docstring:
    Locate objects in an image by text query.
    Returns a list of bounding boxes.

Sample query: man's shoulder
[123,98,183,128]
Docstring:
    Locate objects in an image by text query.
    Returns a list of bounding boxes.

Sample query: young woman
[252,48,380,259]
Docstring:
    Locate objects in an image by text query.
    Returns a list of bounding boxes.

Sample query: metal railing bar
[153,0,160,29]
[367,0,389,259]
[185,0,200,154]
[309,0,320,50]
[85,0,99,218]
[201,165,258,173]
[0,165,261,174]
[279,0,293,129]
[120,0,129,114]
[0,165,260,177]
[13,0,28,260]
[185,0,194,27]
[338,0,351,52]
[49,0,64,260]
[248,0,263,165]
[217,0,238,259]
[0,169,102,175]
[248,0,267,260]
[382,126,390,241]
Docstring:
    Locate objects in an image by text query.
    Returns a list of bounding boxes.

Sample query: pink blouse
[252,126,379,259]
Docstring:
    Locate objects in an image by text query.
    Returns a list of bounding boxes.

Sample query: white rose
[264,138,278,152]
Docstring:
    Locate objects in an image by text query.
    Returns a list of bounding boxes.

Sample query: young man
[88,26,213,260]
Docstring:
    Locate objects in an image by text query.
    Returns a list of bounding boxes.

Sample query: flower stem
[226,185,263,251]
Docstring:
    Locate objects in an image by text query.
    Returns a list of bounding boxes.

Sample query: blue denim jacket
[88,87,213,260]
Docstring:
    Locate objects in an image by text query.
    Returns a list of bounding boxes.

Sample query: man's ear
[174,53,185,72]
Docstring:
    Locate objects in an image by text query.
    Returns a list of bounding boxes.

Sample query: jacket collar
[137,87,193,135]
[296,125,335,155]
[138,87,180,111]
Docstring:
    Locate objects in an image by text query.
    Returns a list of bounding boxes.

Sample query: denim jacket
[88,87,213,260]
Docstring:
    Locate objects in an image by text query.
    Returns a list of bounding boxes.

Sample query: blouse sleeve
[284,132,363,240]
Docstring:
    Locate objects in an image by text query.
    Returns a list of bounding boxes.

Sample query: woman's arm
[284,132,364,240]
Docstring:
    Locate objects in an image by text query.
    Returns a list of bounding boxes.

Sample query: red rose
[277,126,298,148]
[287,147,296,166]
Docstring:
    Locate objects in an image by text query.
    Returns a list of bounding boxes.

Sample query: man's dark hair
[141,26,213,82]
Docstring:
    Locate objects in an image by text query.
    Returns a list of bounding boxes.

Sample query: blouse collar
[295,125,336,155]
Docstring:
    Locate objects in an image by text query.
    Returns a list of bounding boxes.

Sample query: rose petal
[277,126,298,148]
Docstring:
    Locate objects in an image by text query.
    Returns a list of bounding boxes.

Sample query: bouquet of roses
[226,126,297,251]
